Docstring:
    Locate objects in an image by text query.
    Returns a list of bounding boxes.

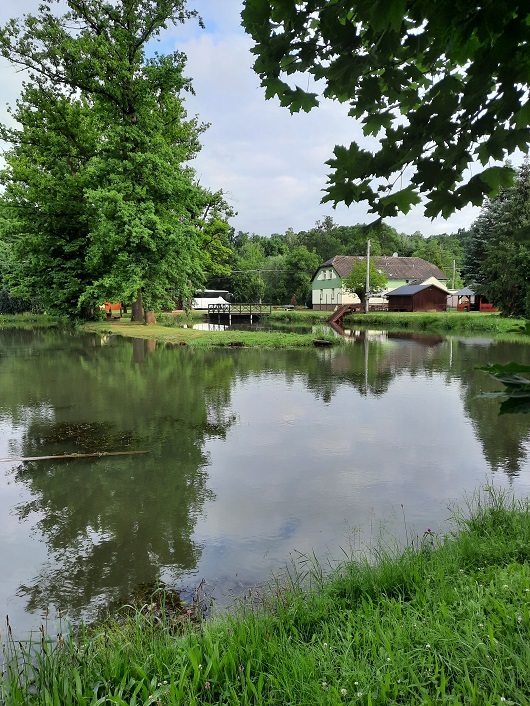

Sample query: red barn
[386,284,448,312]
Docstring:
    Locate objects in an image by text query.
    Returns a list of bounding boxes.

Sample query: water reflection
[1,328,530,634]
[1,331,234,622]
[193,323,229,331]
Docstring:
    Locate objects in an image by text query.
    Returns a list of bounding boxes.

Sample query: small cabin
[386,284,448,312]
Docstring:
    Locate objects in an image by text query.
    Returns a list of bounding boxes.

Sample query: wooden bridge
[207,303,272,323]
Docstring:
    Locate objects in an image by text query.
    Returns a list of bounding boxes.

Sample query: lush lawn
[3,488,530,705]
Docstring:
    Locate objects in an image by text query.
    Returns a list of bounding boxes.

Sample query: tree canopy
[241,0,530,220]
[461,161,530,317]
[0,0,230,320]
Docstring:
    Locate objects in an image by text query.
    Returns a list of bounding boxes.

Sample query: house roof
[386,283,448,297]
[454,287,475,296]
[318,256,447,281]
[386,284,430,297]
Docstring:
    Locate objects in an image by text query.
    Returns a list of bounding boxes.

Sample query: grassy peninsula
[79,309,530,349]
[3,489,530,705]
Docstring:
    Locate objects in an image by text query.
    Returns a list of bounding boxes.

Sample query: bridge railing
[207,303,272,315]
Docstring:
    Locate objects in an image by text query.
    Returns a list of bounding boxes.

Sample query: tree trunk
[131,292,143,322]
[144,310,156,325]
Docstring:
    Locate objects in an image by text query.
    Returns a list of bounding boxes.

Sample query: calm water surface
[1,327,530,636]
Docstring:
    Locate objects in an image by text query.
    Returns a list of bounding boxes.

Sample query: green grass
[345,311,527,336]
[3,488,530,705]
[82,316,340,348]
[88,311,528,349]
[2,309,529,346]
[0,313,63,329]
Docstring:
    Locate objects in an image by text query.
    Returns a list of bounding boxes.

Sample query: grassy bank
[344,311,527,336]
[2,309,529,346]
[0,313,63,329]
[82,309,530,348]
[3,489,530,705]
[82,310,335,348]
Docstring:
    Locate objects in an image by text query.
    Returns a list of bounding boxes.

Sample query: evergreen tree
[462,161,530,316]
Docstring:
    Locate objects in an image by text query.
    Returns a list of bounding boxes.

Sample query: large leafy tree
[277,245,320,305]
[241,0,530,219]
[229,241,266,303]
[0,86,102,316]
[0,0,217,320]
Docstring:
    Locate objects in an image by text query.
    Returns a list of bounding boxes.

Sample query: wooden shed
[454,287,498,312]
[386,284,448,312]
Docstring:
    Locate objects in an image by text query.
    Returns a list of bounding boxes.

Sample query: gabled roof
[317,256,447,281]
[454,287,475,296]
[386,284,430,297]
[386,282,448,297]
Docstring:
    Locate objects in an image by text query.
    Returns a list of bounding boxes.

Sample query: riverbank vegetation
[0,313,63,329]
[2,488,530,704]
[81,309,530,348]
[82,315,338,349]
[344,311,528,336]
[1,309,529,347]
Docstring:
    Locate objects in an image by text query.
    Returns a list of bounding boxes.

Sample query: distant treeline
[208,216,465,306]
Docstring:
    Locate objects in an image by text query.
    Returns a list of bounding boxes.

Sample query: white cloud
[0,0,489,239]
[168,2,483,237]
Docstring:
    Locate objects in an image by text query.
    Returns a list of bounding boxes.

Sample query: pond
[1,327,530,637]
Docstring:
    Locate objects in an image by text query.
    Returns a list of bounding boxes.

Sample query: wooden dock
[326,302,388,327]
[326,303,363,327]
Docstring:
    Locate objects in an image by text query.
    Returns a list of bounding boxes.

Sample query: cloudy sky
[0,0,483,238]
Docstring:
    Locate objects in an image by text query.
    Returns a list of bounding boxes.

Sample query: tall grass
[0,313,63,329]
[3,488,530,704]
[345,311,527,335]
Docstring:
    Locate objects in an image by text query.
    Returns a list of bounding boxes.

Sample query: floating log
[313,339,333,347]
[0,451,148,463]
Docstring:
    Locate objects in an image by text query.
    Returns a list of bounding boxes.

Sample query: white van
[192,290,232,310]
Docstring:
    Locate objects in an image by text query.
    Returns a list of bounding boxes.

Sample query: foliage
[199,197,236,280]
[344,311,525,335]
[278,245,320,305]
[343,259,388,303]
[0,0,229,320]
[4,490,530,704]
[412,234,464,288]
[228,241,266,302]
[226,220,465,303]
[477,362,530,414]
[461,161,530,316]
[241,0,530,218]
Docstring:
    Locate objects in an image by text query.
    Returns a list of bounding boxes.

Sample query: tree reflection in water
[1,328,529,626]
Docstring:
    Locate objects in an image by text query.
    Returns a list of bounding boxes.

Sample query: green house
[311,255,448,310]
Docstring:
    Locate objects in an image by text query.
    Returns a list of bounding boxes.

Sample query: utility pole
[452,259,456,290]
[365,239,371,313]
